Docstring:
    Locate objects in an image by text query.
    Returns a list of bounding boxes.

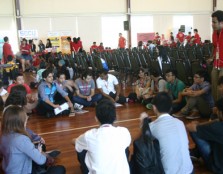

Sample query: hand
[115,96,119,102]
[87,96,92,101]
[140,112,149,121]
[186,121,199,132]
[53,104,60,109]
[40,137,45,144]
[38,143,42,153]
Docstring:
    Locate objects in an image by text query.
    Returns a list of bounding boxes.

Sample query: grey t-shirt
[75,78,95,96]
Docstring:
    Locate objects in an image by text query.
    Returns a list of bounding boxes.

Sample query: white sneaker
[74,103,84,110]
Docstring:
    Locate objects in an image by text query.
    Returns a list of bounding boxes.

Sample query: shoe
[47,150,61,158]
[172,113,185,118]
[190,148,200,161]
[146,103,153,110]
[186,115,201,120]
[74,103,84,110]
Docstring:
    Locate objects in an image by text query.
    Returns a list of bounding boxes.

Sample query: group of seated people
[0,54,223,173]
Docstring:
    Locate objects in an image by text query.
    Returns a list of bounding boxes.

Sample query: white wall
[0,0,14,16]
[217,0,223,10]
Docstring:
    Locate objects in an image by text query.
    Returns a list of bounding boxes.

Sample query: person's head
[218,76,223,94]
[57,72,66,84]
[193,70,206,84]
[165,69,176,83]
[211,10,223,31]
[170,32,173,35]
[99,70,108,80]
[4,36,9,42]
[152,92,172,115]
[7,55,13,62]
[42,69,54,84]
[100,42,103,46]
[5,85,27,107]
[150,70,160,81]
[67,37,71,42]
[81,71,93,83]
[58,59,65,67]
[138,68,146,78]
[96,99,116,125]
[14,73,25,85]
[178,29,181,32]
[216,98,223,121]
[188,31,191,35]
[119,33,122,37]
[1,105,28,136]
[22,38,27,45]
[47,39,50,43]
[28,39,33,44]
[38,40,43,44]
[156,32,159,35]
[93,42,96,45]
[194,29,198,33]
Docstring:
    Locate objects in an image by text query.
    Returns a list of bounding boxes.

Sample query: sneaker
[47,150,61,158]
[189,148,200,161]
[186,115,201,120]
[74,103,84,110]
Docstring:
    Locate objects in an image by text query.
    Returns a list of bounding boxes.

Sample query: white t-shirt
[75,125,131,174]
[0,88,8,96]
[150,114,193,174]
[96,74,119,95]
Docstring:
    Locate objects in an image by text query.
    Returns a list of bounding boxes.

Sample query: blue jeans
[190,132,211,164]
[73,94,102,106]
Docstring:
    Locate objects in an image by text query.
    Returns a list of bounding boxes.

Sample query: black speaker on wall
[180,25,185,32]
[124,21,129,31]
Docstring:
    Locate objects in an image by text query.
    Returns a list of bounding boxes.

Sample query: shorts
[21,54,32,61]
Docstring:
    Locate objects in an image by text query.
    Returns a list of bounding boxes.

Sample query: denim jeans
[190,132,211,164]
[73,94,102,106]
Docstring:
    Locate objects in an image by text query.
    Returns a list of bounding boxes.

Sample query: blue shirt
[0,133,46,174]
[38,81,68,103]
[190,81,214,108]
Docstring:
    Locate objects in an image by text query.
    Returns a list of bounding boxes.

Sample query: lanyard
[104,80,108,89]
[81,81,89,95]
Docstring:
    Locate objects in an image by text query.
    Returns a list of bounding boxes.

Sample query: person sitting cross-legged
[73,99,131,174]
[73,71,102,107]
[96,70,128,104]
[37,69,74,118]
[180,70,214,119]
[187,98,223,174]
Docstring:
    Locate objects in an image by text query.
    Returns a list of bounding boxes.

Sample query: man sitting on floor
[187,98,223,174]
[37,69,75,118]
[73,99,131,174]
[180,70,214,119]
[96,70,127,104]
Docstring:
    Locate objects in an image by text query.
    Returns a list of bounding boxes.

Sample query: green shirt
[166,78,185,100]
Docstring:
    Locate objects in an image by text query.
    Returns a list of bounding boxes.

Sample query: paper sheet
[54,102,69,115]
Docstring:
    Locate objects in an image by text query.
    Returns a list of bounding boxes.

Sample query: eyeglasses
[194,75,201,79]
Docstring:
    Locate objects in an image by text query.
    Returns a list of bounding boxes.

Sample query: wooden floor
[1,73,212,174]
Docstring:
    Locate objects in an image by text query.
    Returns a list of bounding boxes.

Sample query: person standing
[193,29,201,45]
[118,33,126,50]
[2,36,14,64]
[210,10,223,102]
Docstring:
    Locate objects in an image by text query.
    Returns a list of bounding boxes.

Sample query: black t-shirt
[197,121,223,174]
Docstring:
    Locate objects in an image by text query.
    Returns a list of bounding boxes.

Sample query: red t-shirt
[194,33,201,44]
[69,41,74,52]
[176,32,185,43]
[118,36,126,48]
[185,35,191,43]
[7,83,32,94]
[154,35,161,45]
[3,42,13,63]
[72,42,80,52]
[20,44,31,55]
[213,29,223,68]
[90,45,98,53]
[78,41,83,49]
[98,46,104,52]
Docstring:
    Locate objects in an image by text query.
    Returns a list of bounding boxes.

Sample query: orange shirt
[118,36,126,48]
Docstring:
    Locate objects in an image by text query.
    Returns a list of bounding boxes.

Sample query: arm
[114,84,121,101]
[75,133,88,152]
[98,88,115,102]
[172,92,183,104]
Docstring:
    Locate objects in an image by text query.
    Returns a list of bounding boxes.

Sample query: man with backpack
[141,92,193,174]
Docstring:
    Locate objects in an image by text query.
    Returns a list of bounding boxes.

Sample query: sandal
[69,111,76,117]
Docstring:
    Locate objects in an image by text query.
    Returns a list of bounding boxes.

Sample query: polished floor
[1,73,212,174]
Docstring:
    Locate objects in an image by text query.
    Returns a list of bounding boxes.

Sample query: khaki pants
[211,67,223,102]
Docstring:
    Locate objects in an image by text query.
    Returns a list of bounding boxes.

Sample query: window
[131,15,153,47]
[101,16,127,49]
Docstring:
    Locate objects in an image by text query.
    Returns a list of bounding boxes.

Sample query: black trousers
[109,92,126,104]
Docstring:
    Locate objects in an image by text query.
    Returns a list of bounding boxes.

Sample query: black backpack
[130,118,165,174]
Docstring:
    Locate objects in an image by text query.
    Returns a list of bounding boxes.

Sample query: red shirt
[185,35,191,43]
[176,32,185,43]
[72,42,80,52]
[20,44,31,55]
[98,45,104,52]
[154,35,161,45]
[7,83,32,94]
[213,29,223,68]
[194,33,201,44]
[90,45,98,53]
[69,41,74,52]
[78,40,83,49]
[118,36,126,48]
[3,42,13,63]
